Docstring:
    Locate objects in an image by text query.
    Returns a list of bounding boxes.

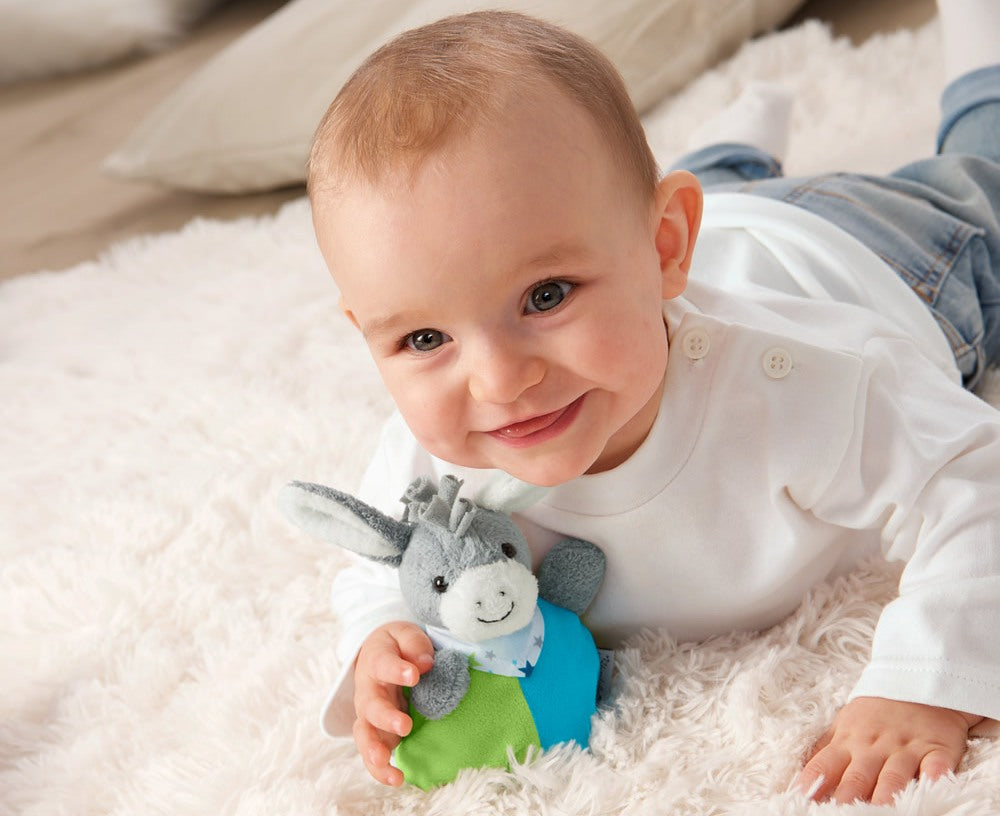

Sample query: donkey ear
[278,481,412,567]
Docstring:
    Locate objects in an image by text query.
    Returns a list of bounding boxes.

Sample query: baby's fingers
[920,748,959,781]
[391,625,435,676]
[358,624,434,687]
[366,650,423,687]
[353,717,405,787]
[799,745,920,804]
[860,745,960,805]
[358,692,413,738]
[794,744,849,801]
[797,743,963,805]
[869,752,924,805]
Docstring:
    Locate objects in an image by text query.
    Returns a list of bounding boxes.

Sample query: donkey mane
[401,475,478,537]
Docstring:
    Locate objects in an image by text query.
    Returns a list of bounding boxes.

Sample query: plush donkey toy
[279,474,605,789]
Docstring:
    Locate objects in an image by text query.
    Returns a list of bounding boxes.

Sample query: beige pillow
[0,0,224,85]
[105,0,805,193]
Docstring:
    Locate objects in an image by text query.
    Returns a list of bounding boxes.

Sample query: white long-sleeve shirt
[319,194,1000,737]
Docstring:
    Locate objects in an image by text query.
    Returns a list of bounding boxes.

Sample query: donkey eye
[501,543,517,558]
[432,576,449,593]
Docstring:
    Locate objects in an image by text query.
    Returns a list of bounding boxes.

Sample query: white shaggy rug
[3,16,1000,816]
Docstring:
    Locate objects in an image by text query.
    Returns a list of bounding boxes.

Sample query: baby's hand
[794,696,984,805]
[352,621,434,786]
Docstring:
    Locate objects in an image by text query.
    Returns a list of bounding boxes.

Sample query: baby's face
[314,85,681,486]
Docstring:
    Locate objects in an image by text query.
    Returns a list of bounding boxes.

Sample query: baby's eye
[525,280,573,314]
[405,329,450,352]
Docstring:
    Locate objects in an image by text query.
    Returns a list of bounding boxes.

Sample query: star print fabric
[426,606,545,678]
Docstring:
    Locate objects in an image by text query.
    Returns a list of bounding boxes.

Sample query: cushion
[104,0,806,193]
[0,0,223,85]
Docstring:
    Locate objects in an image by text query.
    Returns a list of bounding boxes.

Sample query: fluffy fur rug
[3,16,999,816]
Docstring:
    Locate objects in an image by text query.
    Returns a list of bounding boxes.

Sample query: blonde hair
[308,10,659,200]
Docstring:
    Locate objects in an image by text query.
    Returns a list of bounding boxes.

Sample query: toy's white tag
[596,648,616,705]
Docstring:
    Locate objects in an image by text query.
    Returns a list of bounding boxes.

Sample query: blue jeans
[670,65,1000,388]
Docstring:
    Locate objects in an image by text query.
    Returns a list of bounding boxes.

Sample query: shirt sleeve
[810,336,1000,720]
[320,412,434,736]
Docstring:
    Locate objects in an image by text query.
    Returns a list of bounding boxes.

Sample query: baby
[306,1,1000,804]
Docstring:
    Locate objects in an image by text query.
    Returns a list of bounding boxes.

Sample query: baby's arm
[794,344,1000,801]
[352,621,434,786]
[794,697,984,804]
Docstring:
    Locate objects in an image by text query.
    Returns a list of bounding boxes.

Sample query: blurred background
[0,0,935,281]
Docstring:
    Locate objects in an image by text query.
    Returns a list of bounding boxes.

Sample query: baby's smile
[487,394,587,445]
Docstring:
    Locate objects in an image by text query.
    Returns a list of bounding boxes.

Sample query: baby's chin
[495,444,639,486]
[518,458,600,486]
[415,429,606,487]
[446,451,595,488]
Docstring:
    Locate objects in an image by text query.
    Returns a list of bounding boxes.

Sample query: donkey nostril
[499,591,506,597]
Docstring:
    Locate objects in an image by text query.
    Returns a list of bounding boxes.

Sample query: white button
[682,328,711,360]
[762,347,793,379]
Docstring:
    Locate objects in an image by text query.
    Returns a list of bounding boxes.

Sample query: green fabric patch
[394,663,540,790]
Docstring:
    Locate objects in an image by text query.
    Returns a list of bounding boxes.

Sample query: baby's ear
[653,171,703,298]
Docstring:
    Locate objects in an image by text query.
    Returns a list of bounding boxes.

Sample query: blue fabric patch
[519,599,599,749]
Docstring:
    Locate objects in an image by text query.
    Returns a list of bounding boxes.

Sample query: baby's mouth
[490,396,584,440]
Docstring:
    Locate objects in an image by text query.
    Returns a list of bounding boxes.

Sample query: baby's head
[308,10,658,204]
[310,10,702,487]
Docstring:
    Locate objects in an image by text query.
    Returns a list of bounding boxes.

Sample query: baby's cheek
[397,400,472,464]
[401,407,447,448]
[384,376,444,425]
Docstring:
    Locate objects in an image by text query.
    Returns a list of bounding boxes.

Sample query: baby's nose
[468,346,545,404]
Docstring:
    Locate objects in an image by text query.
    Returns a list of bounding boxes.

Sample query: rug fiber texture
[3,17,999,816]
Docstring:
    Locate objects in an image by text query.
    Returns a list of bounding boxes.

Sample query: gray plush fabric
[409,648,471,720]
[278,481,413,566]
[393,476,535,627]
[536,538,606,616]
